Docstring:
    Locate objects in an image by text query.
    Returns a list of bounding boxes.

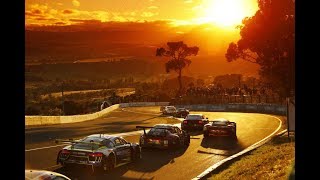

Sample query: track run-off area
[25,106,284,180]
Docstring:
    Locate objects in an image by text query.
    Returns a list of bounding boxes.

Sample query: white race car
[56,134,141,174]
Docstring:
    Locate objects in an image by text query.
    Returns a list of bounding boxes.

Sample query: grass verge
[208,134,295,180]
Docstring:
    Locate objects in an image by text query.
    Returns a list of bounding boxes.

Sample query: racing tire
[105,154,115,172]
[184,135,190,146]
[131,147,141,162]
[203,132,209,138]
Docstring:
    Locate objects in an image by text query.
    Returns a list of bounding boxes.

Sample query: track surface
[25,106,281,180]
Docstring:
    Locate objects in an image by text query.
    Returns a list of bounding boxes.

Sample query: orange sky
[26,0,258,29]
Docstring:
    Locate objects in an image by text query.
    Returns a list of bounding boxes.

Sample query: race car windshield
[147,128,167,136]
[186,115,202,120]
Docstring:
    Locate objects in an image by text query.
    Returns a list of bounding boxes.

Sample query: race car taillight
[198,120,203,124]
[183,120,188,124]
[59,149,70,159]
[88,152,103,157]
[61,149,70,154]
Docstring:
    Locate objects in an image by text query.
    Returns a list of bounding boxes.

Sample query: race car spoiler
[136,126,154,136]
[136,126,170,136]
[55,139,102,151]
[207,120,236,125]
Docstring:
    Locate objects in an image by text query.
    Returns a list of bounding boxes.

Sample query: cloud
[55,22,66,25]
[35,17,57,21]
[141,12,158,18]
[63,9,74,14]
[184,0,193,3]
[148,6,158,9]
[69,19,101,24]
[72,0,80,7]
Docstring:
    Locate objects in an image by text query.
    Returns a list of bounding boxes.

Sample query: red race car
[203,118,237,139]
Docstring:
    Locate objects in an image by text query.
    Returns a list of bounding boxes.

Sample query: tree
[225,0,294,97]
[156,41,199,94]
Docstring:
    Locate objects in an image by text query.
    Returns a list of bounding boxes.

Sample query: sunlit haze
[26,0,258,29]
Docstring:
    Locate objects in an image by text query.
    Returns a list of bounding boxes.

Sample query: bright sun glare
[199,0,257,28]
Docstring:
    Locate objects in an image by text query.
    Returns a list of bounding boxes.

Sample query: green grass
[208,134,295,180]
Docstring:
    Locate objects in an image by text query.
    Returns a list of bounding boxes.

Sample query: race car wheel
[131,147,141,162]
[106,155,115,171]
[203,132,209,138]
[184,135,190,146]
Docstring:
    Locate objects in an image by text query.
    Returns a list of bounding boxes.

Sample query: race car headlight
[140,138,144,144]
[203,126,207,131]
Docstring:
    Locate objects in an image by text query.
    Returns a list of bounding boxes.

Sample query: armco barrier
[25,104,119,126]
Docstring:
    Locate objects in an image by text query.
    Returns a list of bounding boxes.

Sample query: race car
[136,124,190,149]
[181,114,209,131]
[203,118,237,139]
[25,169,71,180]
[55,134,141,173]
[161,106,177,115]
[175,108,190,118]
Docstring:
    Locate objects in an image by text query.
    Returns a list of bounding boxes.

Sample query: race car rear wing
[55,139,102,151]
[136,126,154,136]
[207,120,236,125]
[136,126,171,136]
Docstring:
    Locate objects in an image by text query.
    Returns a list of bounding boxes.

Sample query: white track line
[25,145,67,152]
[25,131,143,152]
[193,114,283,180]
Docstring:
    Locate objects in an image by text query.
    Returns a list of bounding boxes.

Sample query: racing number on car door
[119,138,131,162]
[114,138,131,163]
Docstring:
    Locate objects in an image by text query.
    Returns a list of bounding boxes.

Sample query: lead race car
[55,134,141,173]
[136,124,190,149]
[203,118,237,139]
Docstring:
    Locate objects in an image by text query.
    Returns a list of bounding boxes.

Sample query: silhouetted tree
[156,41,199,94]
[225,0,294,97]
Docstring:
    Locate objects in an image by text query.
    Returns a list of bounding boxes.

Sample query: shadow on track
[198,136,245,156]
[54,147,188,180]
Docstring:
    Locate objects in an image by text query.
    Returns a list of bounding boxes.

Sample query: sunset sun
[199,0,258,27]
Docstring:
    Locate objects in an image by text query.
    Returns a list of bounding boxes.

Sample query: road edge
[192,115,283,180]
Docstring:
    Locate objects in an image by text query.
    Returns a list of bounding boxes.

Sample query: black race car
[55,134,141,173]
[203,118,237,139]
[136,124,190,149]
[175,108,190,118]
[181,114,209,131]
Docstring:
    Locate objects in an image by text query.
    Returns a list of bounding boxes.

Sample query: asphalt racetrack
[25,106,283,180]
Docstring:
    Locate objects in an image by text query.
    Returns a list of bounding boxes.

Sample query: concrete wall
[119,102,169,108]
[25,102,286,126]
[25,104,119,126]
[174,103,286,115]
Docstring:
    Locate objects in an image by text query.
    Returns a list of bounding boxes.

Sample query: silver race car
[56,134,141,174]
